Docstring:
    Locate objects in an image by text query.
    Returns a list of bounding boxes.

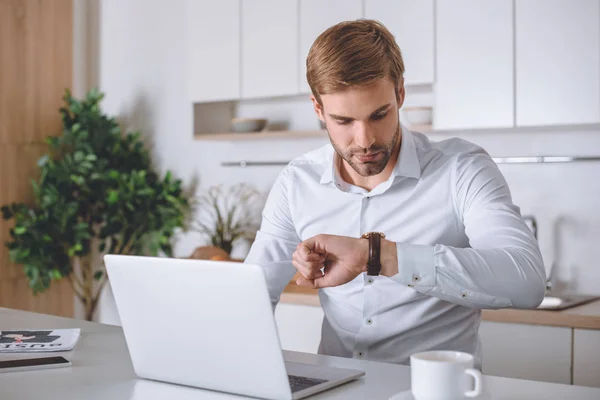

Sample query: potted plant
[1,88,190,321]
[193,183,262,257]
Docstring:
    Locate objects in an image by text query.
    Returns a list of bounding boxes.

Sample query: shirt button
[413,275,420,282]
[407,284,413,288]
[366,318,373,325]
[357,352,363,357]
[367,278,374,284]
[461,292,467,298]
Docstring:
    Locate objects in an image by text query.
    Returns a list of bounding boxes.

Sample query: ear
[396,78,406,110]
[311,95,325,122]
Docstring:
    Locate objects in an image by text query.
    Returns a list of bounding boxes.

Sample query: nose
[353,122,376,150]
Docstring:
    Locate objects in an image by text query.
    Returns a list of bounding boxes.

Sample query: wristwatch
[361,232,386,276]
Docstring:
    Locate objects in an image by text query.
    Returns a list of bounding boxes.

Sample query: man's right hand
[291,234,373,289]
[292,242,327,281]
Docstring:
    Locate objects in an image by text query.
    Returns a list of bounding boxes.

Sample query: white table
[1,307,599,400]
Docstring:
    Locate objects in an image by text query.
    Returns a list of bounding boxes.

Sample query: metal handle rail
[221,155,600,167]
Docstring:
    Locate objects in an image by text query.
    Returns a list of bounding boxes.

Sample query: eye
[371,112,388,121]
[336,119,352,126]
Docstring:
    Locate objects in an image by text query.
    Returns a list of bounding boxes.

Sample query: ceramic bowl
[401,107,433,126]
[231,118,268,133]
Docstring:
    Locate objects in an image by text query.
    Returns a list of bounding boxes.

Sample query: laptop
[104,255,365,400]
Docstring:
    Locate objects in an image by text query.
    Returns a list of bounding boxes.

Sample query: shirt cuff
[389,243,435,287]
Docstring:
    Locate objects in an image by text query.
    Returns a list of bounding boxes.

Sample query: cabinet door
[299,0,363,94]
[186,0,240,102]
[479,321,572,384]
[241,0,298,99]
[435,0,514,130]
[574,328,600,387]
[516,0,600,126]
[365,0,434,86]
[274,303,323,354]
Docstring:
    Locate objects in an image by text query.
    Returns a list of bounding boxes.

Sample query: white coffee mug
[410,350,483,400]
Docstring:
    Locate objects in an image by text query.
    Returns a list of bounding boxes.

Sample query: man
[245,20,545,367]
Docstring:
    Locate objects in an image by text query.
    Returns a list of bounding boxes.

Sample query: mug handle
[464,368,483,398]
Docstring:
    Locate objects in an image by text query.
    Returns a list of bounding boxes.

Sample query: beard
[329,122,400,177]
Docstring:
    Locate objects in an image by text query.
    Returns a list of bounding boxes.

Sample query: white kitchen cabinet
[299,0,363,94]
[435,0,514,130]
[515,0,600,126]
[365,0,434,86]
[241,0,298,99]
[274,303,323,354]
[574,328,600,387]
[186,0,240,102]
[479,321,572,384]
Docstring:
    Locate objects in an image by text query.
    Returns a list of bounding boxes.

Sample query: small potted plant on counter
[192,183,262,259]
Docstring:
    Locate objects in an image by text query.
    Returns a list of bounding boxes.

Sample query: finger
[299,234,324,254]
[312,263,357,289]
[293,252,325,275]
[292,251,315,273]
[297,243,320,260]
[291,259,310,278]
[297,236,327,258]
[292,259,323,280]
[293,249,323,263]
[297,262,332,288]
[311,263,336,289]
[297,243,313,259]
[296,276,317,288]
[306,252,325,262]
[292,260,309,279]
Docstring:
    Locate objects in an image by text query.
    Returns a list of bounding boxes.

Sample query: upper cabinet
[241,0,298,99]
[186,0,240,103]
[365,0,434,86]
[187,0,600,134]
[435,0,514,130]
[299,0,363,94]
[515,0,600,126]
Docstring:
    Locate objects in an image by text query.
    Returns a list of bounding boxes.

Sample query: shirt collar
[319,148,336,184]
[319,124,421,185]
[392,124,422,180]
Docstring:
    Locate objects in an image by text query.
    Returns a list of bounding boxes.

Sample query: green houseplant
[1,88,190,320]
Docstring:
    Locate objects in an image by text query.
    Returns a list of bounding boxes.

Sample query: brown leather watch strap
[366,232,382,276]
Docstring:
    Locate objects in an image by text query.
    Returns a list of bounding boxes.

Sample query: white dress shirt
[245,125,546,367]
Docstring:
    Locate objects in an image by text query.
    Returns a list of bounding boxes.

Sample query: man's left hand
[292,234,369,289]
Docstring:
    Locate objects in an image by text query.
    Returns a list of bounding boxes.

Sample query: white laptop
[104,255,365,400]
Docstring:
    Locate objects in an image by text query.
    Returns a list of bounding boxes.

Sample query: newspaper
[0,329,81,352]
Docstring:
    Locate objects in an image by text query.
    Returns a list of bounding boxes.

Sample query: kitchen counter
[2,307,600,399]
[281,282,600,330]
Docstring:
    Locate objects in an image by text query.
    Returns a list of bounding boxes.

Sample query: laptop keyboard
[288,374,328,393]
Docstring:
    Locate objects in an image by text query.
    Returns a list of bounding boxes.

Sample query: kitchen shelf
[406,124,433,132]
[194,129,327,141]
[194,124,433,141]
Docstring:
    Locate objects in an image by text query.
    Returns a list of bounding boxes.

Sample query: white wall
[88,1,600,323]
[84,0,326,324]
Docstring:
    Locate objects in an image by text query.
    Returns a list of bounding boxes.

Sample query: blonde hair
[306,19,405,105]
